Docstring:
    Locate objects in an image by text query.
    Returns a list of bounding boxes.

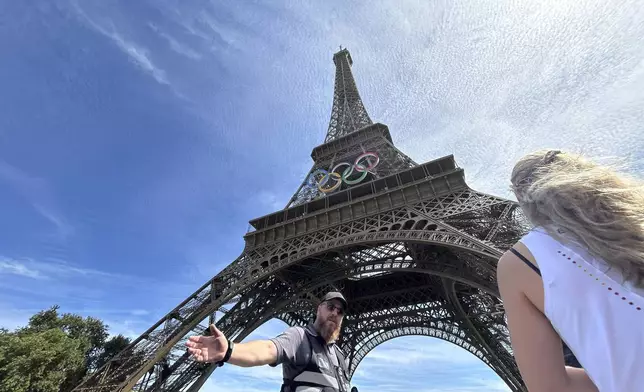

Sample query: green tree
[0,328,85,392]
[0,306,132,392]
[96,334,131,370]
[20,306,109,372]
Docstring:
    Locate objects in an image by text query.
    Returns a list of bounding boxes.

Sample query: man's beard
[319,318,341,343]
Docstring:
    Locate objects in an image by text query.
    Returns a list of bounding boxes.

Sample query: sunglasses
[325,301,345,315]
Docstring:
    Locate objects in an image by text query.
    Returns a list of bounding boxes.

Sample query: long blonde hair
[511,149,644,288]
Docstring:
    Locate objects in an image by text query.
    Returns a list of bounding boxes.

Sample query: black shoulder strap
[333,344,348,373]
[295,328,315,371]
[304,329,313,365]
[282,328,315,388]
[509,248,541,276]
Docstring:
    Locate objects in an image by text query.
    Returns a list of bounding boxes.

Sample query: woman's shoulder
[518,226,564,249]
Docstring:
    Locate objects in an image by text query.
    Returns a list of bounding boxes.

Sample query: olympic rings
[308,152,380,194]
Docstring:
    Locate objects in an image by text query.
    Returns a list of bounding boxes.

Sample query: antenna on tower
[325,47,373,142]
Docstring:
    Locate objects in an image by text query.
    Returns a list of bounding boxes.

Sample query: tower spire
[324,48,373,142]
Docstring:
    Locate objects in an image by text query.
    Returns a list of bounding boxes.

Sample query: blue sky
[1,0,643,391]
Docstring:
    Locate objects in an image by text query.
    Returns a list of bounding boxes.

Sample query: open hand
[186,324,228,363]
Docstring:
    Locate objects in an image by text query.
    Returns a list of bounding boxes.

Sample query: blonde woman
[497,150,644,392]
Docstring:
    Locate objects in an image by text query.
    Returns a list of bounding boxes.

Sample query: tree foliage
[0,306,132,392]
[0,328,85,392]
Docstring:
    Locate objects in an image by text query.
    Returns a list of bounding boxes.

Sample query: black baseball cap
[321,291,348,311]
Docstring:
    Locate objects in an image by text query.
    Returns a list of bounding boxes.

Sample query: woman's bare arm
[497,250,598,392]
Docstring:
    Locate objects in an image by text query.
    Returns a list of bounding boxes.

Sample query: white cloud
[0,256,120,281]
[148,22,202,60]
[0,258,43,279]
[0,160,74,239]
[195,11,241,49]
[68,1,168,86]
[130,309,150,316]
[112,33,169,85]
[32,203,74,239]
[363,341,480,366]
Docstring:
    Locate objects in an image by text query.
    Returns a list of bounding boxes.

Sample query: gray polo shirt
[270,324,340,379]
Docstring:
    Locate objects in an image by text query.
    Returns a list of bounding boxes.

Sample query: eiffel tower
[73,48,533,392]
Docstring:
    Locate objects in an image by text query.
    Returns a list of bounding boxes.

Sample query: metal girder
[442,279,525,391]
[348,326,489,376]
[71,48,547,392]
[72,199,524,392]
[135,242,512,391]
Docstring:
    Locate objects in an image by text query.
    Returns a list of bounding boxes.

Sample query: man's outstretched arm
[227,339,278,367]
[186,325,278,367]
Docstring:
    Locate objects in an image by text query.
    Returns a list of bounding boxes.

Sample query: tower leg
[185,366,215,392]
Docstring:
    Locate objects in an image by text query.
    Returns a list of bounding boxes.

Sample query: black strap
[509,248,541,276]
[333,345,348,373]
[282,328,316,388]
[217,339,234,367]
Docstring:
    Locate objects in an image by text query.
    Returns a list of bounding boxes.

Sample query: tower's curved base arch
[156,239,524,392]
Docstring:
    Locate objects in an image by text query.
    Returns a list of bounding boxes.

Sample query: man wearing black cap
[186,291,351,392]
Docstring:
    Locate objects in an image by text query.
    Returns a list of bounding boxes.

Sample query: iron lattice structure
[73,48,538,392]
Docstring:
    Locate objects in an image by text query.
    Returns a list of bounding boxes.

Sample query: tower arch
[71,48,535,392]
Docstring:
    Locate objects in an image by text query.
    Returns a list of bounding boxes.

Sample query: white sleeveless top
[520,228,644,392]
